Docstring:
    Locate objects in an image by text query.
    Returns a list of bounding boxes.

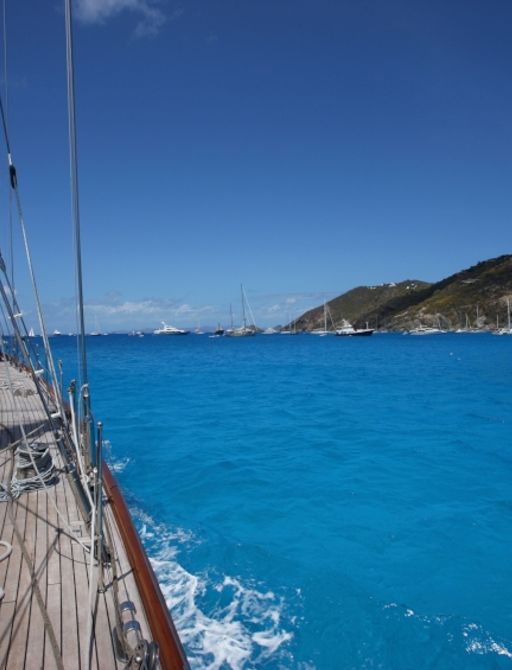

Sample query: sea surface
[49,332,512,670]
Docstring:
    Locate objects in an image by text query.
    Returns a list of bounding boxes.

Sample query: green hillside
[389,255,512,330]
[293,255,512,331]
[294,280,431,330]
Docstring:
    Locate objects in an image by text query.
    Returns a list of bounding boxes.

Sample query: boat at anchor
[310,302,336,336]
[153,322,190,336]
[226,284,257,337]
[335,321,374,337]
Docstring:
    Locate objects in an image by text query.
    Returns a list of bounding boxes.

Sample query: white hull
[154,321,189,335]
[335,327,374,337]
[226,327,256,337]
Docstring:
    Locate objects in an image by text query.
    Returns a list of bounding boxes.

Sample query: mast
[241,283,247,328]
[64,0,88,387]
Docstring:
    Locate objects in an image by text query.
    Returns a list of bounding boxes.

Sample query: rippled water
[51,333,512,669]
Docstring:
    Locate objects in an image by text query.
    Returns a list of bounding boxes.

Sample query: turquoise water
[51,333,512,669]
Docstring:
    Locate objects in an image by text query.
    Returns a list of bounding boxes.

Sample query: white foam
[109,456,131,473]
[463,623,512,659]
[385,602,512,661]
[104,440,131,473]
[252,629,293,654]
[132,510,294,669]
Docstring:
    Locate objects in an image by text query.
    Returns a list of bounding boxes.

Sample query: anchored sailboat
[280,311,299,335]
[311,301,335,335]
[226,284,256,336]
[495,297,512,335]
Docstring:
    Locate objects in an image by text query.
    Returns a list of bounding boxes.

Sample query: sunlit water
[49,333,512,669]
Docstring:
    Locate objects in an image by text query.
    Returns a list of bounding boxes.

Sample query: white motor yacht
[153,321,190,335]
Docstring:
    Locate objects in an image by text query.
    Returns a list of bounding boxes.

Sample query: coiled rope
[0,538,12,601]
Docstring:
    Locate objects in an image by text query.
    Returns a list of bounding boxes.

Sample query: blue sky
[1,0,511,331]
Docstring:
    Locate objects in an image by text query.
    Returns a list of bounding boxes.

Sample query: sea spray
[133,510,295,669]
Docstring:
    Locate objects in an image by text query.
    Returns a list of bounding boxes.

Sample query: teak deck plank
[0,600,15,667]
[0,486,14,597]
[0,362,160,670]
[24,489,49,670]
[4,387,41,670]
[56,475,81,670]
[44,484,62,669]
[5,500,33,670]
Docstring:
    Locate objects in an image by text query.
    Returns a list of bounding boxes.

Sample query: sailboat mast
[241,283,247,328]
[64,0,88,387]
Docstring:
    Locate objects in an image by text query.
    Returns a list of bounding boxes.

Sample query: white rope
[23,439,92,552]
[0,538,12,560]
[68,385,94,510]
[7,444,57,499]
[0,536,10,599]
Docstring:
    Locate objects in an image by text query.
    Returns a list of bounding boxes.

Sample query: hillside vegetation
[293,255,512,331]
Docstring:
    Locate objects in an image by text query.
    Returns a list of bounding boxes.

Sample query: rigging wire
[0,84,63,398]
[63,8,103,660]
[0,362,64,670]
[0,327,91,552]
[0,168,66,421]
[1,0,13,307]
[0,1,71,437]
[0,6,127,663]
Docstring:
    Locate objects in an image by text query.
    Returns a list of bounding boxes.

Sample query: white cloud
[42,290,329,332]
[89,299,165,316]
[174,303,194,316]
[75,0,169,37]
[266,304,282,314]
[69,297,217,329]
[175,303,215,316]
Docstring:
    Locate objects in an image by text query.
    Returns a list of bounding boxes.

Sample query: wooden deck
[0,361,157,669]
